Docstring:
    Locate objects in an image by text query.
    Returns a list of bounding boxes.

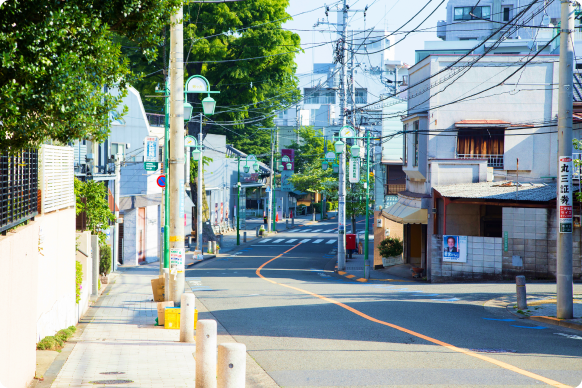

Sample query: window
[355,89,367,104]
[456,128,505,169]
[459,37,478,41]
[502,7,512,21]
[413,121,419,167]
[454,6,491,20]
[304,88,336,104]
[403,123,408,165]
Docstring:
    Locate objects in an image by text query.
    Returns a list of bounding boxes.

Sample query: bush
[378,237,403,258]
[37,326,76,351]
[75,261,83,304]
[99,242,111,275]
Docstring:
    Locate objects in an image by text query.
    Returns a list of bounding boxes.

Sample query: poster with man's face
[443,235,467,263]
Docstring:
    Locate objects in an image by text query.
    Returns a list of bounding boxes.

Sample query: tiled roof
[434,181,557,202]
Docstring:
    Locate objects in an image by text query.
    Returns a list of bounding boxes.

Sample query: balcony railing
[457,154,504,169]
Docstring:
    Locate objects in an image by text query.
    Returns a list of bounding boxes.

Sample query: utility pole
[337,0,348,271]
[557,0,574,319]
[168,6,185,305]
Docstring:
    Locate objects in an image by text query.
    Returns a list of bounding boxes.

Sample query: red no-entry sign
[157,175,166,188]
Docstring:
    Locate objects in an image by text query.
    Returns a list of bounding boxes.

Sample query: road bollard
[516,275,527,310]
[196,320,218,388]
[179,293,195,343]
[208,241,212,254]
[243,231,247,243]
[219,235,223,247]
[292,217,294,226]
[256,226,259,237]
[217,343,246,388]
[163,268,170,301]
[286,220,289,229]
[188,236,192,249]
[211,241,217,255]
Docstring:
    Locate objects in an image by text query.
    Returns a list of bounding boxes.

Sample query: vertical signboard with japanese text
[349,158,360,183]
[240,188,247,230]
[559,156,573,233]
[144,136,159,162]
[170,248,185,274]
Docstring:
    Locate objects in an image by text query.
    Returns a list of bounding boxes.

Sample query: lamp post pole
[364,131,370,279]
[237,158,241,245]
[197,113,203,255]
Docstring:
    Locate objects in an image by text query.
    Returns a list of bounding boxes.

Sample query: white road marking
[326,239,336,244]
[301,229,312,232]
[555,333,582,340]
[300,239,311,243]
[311,229,322,232]
[273,239,284,243]
[258,239,271,243]
[323,229,335,233]
[285,239,297,243]
[313,239,324,244]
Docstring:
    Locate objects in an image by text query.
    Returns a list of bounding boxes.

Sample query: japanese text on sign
[170,248,185,273]
[559,156,573,233]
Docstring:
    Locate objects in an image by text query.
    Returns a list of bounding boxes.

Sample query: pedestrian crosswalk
[256,238,337,245]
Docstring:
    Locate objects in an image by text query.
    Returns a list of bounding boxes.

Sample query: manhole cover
[90,380,133,384]
[469,348,516,353]
[100,372,125,375]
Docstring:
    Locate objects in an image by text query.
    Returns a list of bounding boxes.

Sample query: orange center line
[255,245,572,388]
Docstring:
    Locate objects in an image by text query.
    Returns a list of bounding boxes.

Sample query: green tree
[0,0,181,149]
[288,161,333,219]
[75,179,115,242]
[123,0,301,155]
[288,127,326,173]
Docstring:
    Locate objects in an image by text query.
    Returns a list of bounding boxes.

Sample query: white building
[376,54,582,282]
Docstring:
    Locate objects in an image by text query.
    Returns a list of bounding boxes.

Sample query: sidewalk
[41,263,279,388]
[48,265,197,388]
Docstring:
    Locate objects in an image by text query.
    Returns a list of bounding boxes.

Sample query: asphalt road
[186,220,582,388]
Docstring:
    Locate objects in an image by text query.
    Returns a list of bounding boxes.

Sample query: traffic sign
[157,175,166,188]
[144,161,159,171]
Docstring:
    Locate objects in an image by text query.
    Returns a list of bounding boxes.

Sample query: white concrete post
[217,343,246,388]
[179,293,195,343]
[196,320,217,388]
[243,231,247,243]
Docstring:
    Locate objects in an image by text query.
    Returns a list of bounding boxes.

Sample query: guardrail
[457,153,504,169]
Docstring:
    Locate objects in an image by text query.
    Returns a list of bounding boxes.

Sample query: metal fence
[0,150,39,234]
[456,153,504,169]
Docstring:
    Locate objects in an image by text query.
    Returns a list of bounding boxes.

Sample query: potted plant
[99,242,112,284]
[378,237,404,267]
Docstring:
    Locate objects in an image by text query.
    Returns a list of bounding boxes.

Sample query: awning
[382,202,427,224]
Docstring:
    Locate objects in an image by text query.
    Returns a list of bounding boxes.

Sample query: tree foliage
[288,127,326,173]
[74,178,115,242]
[0,0,181,149]
[124,0,301,155]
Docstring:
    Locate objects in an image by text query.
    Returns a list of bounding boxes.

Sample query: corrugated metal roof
[434,182,557,202]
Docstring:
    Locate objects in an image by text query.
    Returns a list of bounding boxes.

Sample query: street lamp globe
[277,163,284,172]
[332,162,339,173]
[322,161,329,171]
[286,163,292,170]
[350,144,361,158]
[183,102,193,121]
[243,165,250,173]
[191,148,201,161]
[202,96,216,116]
[253,162,259,172]
[334,140,345,154]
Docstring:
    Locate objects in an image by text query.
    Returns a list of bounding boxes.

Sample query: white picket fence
[40,145,75,213]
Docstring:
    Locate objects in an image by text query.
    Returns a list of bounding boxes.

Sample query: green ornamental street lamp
[202,96,216,116]
[334,139,345,154]
[236,154,258,245]
[332,162,339,173]
[322,161,329,171]
[350,143,361,158]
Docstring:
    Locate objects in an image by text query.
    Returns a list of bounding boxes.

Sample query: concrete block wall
[430,235,502,282]
[502,208,582,280]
